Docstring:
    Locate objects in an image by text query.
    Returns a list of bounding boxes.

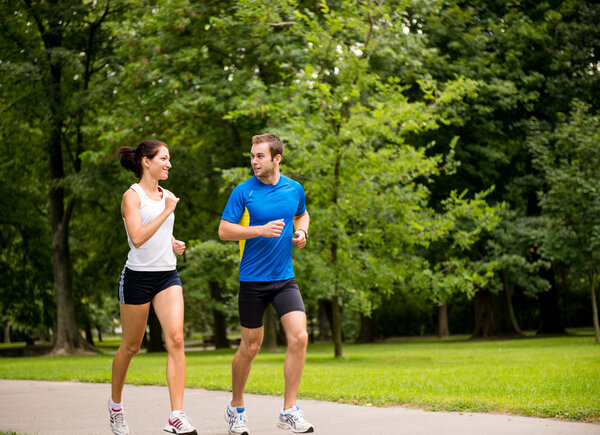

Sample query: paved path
[1,379,599,435]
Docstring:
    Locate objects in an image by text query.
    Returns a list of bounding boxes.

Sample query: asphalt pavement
[1,379,599,435]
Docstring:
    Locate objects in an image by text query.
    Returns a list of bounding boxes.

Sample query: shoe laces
[112,409,126,425]
[232,409,248,426]
[286,406,304,421]
[172,412,194,429]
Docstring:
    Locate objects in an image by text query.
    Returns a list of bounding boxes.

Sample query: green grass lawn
[0,335,598,421]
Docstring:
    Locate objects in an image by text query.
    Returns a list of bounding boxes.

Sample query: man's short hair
[252,133,284,160]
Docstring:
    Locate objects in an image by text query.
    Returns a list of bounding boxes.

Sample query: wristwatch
[298,228,309,240]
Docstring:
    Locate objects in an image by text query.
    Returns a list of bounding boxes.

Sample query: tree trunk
[472,289,522,338]
[84,322,94,346]
[438,302,450,338]
[81,305,94,346]
[473,290,491,338]
[141,331,149,349]
[332,293,343,358]
[262,305,279,352]
[276,318,287,346]
[317,299,332,340]
[49,185,96,354]
[146,305,165,352]
[537,265,565,335]
[502,271,522,335]
[356,313,379,343]
[559,268,570,327]
[41,19,95,356]
[4,325,10,344]
[209,281,229,349]
[330,154,343,359]
[49,138,96,355]
[589,276,600,344]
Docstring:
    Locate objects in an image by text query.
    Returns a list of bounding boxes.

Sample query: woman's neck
[138,175,159,192]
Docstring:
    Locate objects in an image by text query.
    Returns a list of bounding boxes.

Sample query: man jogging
[218,133,313,434]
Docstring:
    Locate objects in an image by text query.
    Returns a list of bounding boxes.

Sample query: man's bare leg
[280,311,309,409]
[231,326,264,407]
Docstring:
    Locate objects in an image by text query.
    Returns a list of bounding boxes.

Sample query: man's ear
[274,153,283,164]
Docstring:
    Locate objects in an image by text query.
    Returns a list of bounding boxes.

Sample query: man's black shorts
[238,278,305,329]
[118,267,182,305]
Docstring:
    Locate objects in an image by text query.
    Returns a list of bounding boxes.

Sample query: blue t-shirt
[221,175,306,282]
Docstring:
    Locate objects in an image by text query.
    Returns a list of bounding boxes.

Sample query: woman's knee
[165,332,185,351]
[119,341,142,357]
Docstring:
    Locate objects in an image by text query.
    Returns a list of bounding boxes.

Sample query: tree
[528,101,600,343]
[458,208,555,339]
[0,103,54,343]
[0,0,131,353]
[411,0,600,336]
[223,0,500,357]
[180,240,239,348]
[6,0,599,348]
[416,191,501,339]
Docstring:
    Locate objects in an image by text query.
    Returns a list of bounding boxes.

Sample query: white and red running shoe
[108,401,129,435]
[163,411,197,434]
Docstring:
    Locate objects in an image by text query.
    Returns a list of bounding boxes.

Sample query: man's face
[250,142,279,178]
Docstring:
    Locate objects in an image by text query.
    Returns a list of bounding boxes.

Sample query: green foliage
[485,209,551,298]
[527,101,600,339]
[0,134,54,338]
[0,16,56,338]
[2,0,600,342]
[528,101,600,274]
[179,240,240,334]
[0,0,130,347]
[412,188,502,305]
[413,0,600,198]
[223,0,502,335]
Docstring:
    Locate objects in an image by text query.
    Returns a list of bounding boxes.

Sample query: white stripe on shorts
[118,267,126,303]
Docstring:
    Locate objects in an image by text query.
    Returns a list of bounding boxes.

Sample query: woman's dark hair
[118,140,167,178]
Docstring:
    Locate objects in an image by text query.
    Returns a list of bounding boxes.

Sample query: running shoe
[277,405,314,433]
[225,404,250,435]
[108,401,129,435]
[163,411,197,434]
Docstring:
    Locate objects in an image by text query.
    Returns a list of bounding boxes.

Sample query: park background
[1,0,600,423]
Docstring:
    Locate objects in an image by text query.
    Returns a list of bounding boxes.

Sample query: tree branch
[256,21,296,27]
[22,0,48,48]
[63,196,75,228]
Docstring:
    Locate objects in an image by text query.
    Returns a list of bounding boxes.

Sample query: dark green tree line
[2,0,599,353]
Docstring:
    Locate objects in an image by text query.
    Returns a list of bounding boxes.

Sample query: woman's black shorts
[117,267,182,305]
[238,278,306,329]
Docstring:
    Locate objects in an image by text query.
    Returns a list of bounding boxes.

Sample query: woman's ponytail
[118,146,142,178]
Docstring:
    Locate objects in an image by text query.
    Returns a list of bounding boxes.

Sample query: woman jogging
[109,140,196,435]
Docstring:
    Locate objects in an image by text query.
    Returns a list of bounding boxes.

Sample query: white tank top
[124,183,177,271]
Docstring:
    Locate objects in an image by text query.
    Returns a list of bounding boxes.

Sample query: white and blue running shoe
[277,405,314,433]
[225,403,250,435]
